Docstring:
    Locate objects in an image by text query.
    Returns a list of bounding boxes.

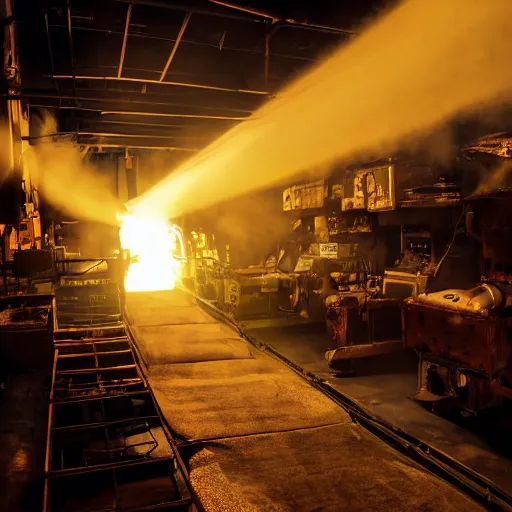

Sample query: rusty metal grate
[45,279,194,512]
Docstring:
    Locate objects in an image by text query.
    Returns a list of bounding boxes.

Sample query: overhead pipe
[76,131,207,139]
[29,103,247,120]
[42,23,317,62]
[159,12,191,82]
[209,0,354,35]
[84,143,198,151]
[115,0,268,24]
[49,74,270,95]
[22,131,208,141]
[209,0,278,22]
[210,0,279,23]
[93,119,192,129]
[100,110,247,120]
[6,92,254,113]
[117,3,133,78]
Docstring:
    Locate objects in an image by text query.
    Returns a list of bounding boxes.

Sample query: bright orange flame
[119,213,184,292]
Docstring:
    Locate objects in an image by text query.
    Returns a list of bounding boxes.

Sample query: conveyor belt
[124,288,490,512]
[44,280,197,512]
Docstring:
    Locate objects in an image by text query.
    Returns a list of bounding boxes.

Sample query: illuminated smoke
[21,110,122,225]
[129,0,512,220]
[474,159,512,197]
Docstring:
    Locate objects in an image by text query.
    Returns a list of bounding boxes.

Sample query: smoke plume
[473,159,512,197]
[129,0,512,221]
[22,110,123,225]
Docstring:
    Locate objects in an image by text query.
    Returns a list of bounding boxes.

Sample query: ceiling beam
[49,74,270,95]
[209,0,354,35]
[115,0,268,24]
[117,3,133,77]
[42,23,317,63]
[9,92,254,113]
[29,103,248,120]
[92,119,192,129]
[159,12,191,82]
[65,0,77,100]
[83,143,198,151]
[101,110,247,120]
[115,0,354,34]
[23,131,207,141]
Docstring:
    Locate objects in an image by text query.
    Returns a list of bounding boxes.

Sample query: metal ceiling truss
[34,0,349,151]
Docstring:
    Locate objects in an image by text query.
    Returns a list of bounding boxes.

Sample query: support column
[118,152,138,202]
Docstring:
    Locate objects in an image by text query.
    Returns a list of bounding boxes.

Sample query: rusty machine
[185,136,512,414]
[193,157,461,335]
[403,137,512,414]
[0,0,45,293]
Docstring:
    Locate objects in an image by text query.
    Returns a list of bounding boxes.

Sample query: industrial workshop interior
[1,0,512,510]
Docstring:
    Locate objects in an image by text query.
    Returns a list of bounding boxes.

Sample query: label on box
[320,243,338,259]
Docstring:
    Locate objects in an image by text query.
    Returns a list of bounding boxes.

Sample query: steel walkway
[44,277,196,512]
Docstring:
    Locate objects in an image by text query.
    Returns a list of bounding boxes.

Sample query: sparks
[118,213,184,292]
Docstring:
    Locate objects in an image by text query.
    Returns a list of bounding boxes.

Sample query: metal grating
[45,278,194,512]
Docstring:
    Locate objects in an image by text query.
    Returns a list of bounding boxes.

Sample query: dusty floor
[244,321,512,496]
[0,371,49,512]
[125,289,487,511]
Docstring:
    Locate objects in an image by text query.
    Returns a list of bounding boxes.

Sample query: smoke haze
[22,111,123,225]
[129,0,512,221]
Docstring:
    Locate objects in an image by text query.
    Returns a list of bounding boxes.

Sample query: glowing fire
[118,213,184,292]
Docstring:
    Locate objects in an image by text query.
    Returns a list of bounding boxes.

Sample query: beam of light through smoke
[20,111,123,225]
[129,0,512,221]
[23,143,122,225]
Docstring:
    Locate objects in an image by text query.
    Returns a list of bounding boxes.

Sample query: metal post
[159,12,191,82]
[44,12,58,90]
[118,3,133,78]
[66,0,77,101]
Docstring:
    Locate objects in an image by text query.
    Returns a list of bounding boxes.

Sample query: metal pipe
[115,0,266,23]
[209,0,278,22]
[117,3,133,78]
[93,119,191,128]
[84,143,198,151]
[43,23,317,62]
[44,12,58,91]
[101,110,247,120]
[65,0,77,100]
[210,0,354,35]
[159,12,191,82]
[50,74,270,95]
[29,103,246,120]
[283,18,353,35]
[78,131,206,139]
[23,131,208,140]
[7,93,254,113]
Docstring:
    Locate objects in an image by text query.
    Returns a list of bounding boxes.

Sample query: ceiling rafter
[49,74,270,95]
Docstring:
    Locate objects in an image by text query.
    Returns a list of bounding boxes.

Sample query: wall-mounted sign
[320,243,339,259]
[283,180,327,211]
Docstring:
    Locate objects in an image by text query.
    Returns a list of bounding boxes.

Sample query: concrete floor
[0,371,49,512]
[245,321,512,496]
[125,290,488,511]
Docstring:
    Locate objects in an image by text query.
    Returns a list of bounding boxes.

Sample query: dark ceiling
[13,0,389,157]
